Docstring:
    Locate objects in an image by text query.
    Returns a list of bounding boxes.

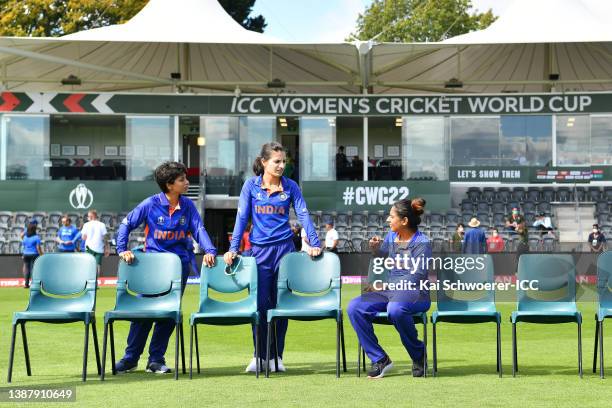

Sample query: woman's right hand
[223,251,236,266]
[119,250,135,264]
[369,235,382,251]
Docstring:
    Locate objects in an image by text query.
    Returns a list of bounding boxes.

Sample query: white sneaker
[245,357,262,373]
[270,357,286,372]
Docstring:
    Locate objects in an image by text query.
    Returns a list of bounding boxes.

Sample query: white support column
[363,115,368,181]
[173,116,180,162]
[0,116,6,180]
[552,114,557,166]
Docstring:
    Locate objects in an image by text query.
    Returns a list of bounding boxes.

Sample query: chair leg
[7,323,17,383]
[362,347,366,372]
[189,324,194,379]
[357,342,361,377]
[109,322,116,375]
[594,315,599,373]
[578,321,583,378]
[512,322,517,377]
[255,323,260,379]
[20,323,31,377]
[101,322,108,381]
[82,322,90,381]
[432,322,437,377]
[194,324,200,374]
[340,314,347,372]
[174,322,179,380]
[336,319,340,378]
[599,320,604,379]
[273,321,279,371]
[497,321,502,378]
[265,321,272,378]
[91,318,101,376]
[180,320,186,374]
[423,322,427,378]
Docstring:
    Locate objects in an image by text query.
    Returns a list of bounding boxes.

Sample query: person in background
[324,220,339,253]
[80,210,110,276]
[451,223,464,252]
[336,146,349,169]
[532,212,553,234]
[588,224,607,252]
[505,207,524,233]
[240,223,253,256]
[22,223,43,288]
[516,222,529,254]
[301,226,311,254]
[463,217,487,254]
[486,227,505,253]
[290,222,302,252]
[56,215,80,252]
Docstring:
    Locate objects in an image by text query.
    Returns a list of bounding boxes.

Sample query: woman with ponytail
[348,198,432,379]
[224,141,321,373]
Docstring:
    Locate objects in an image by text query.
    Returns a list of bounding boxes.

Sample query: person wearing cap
[463,217,487,254]
[505,207,525,232]
[588,224,607,253]
[532,212,553,234]
[324,220,339,253]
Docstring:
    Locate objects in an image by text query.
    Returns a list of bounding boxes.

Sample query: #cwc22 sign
[302,181,450,212]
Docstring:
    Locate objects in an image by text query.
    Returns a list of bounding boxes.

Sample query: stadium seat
[31,212,46,227]
[482,188,496,203]
[429,212,444,227]
[8,239,21,254]
[445,210,460,225]
[7,253,100,382]
[557,188,572,202]
[511,254,582,377]
[66,212,81,226]
[351,212,366,229]
[336,213,349,228]
[460,200,474,213]
[526,188,540,203]
[476,201,490,214]
[588,187,602,202]
[265,252,346,377]
[497,188,511,203]
[522,201,536,214]
[431,254,501,377]
[511,188,526,202]
[541,188,555,203]
[596,201,609,214]
[467,187,481,202]
[356,259,428,377]
[491,201,506,214]
[366,212,381,228]
[0,211,12,227]
[14,212,29,226]
[101,252,185,380]
[189,256,260,377]
[99,212,115,228]
[593,251,612,378]
[48,212,62,227]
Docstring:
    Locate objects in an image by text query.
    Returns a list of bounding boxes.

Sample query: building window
[1,115,49,180]
[126,116,174,181]
[402,116,448,180]
[590,115,612,165]
[500,115,552,166]
[556,115,589,165]
[450,117,499,166]
[299,117,336,181]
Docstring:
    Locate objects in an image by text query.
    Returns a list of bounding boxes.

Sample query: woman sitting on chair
[348,198,431,379]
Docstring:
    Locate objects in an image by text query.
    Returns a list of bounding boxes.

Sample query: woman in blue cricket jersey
[348,198,431,379]
[223,142,321,373]
[114,161,217,374]
[22,223,43,288]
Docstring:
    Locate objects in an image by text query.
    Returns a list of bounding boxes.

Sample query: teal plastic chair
[593,251,612,378]
[356,258,428,377]
[431,254,501,377]
[7,253,100,382]
[265,252,347,377]
[101,252,185,380]
[189,256,260,378]
[511,254,582,377]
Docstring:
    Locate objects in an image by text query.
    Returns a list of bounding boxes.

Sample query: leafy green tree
[348,0,496,42]
[0,0,266,36]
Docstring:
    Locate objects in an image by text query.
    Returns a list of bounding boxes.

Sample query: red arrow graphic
[63,93,86,112]
[0,92,20,111]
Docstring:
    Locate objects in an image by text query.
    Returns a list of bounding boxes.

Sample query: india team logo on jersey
[179,216,186,225]
[157,216,165,225]
[255,205,286,215]
[154,229,187,240]
[279,192,288,201]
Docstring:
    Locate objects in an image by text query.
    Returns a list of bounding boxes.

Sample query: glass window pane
[556,115,589,165]
[500,115,552,166]
[451,117,499,166]
[402,116,447,180]
[591,116,612,165]
[300,117,336,181]
[201,117,239,195]
[1,115,49,180]
[239,117,276,184]
[126,116,174,181]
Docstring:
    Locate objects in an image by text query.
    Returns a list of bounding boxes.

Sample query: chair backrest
[516,254,576,311]
[277,252,341,309]
[27,253,97,313]
[198,256,258,311]
[436,254,496,312]
[597,251,612,309]
[115,252,182,312]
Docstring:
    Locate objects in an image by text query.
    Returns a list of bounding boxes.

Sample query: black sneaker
[115,359,137,374]
[146,361,171,374]
[367,355,393,379]
[412,355,425,377]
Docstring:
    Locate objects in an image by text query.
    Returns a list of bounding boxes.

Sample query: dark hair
[154,161,187,193]
[252,142,285,176]
[392,197,426,229]
[457,223,464,230]
[26,224,37,237]
[594,224,600,229]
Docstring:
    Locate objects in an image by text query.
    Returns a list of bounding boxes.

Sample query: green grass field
[0,285,611,407]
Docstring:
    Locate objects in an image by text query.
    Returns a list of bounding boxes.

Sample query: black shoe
[146,361,171,374]
[115,359,137,374]
[412,355,425,377]
[367,355,393,379]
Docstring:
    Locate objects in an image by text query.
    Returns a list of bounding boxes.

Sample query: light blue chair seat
[189,256,260,377]
[593,251,612,378]
[101,252,185,381]
[597,307,612,322]
[7,253,100,383]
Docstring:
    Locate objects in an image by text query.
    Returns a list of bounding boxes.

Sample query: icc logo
[69,184,93,209]
[279,192,288,201]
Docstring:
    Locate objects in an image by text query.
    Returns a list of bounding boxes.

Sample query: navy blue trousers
[122,262,190,364]
[251,239,295,359]
[348,290,430,363]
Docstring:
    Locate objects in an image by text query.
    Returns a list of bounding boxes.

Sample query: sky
[250,0,509,43]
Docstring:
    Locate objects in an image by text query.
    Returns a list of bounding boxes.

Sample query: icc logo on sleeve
[279,192,288,201]
[157,216,165,225]
[69,184,94,209]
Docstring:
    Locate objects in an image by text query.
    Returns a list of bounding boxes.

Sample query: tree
[348,0,496,43]
[0,0,266,37]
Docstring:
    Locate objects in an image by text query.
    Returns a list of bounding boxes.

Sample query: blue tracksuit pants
[348,290,430,363]
[251,239,295,359]
[122,262,191,364]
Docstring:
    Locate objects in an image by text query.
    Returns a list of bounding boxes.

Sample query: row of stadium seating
[465,186,612,203]
[0,211,127,229]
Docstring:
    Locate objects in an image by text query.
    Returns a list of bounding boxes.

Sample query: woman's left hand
[203,253,216,268]
[307,247,322,257]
